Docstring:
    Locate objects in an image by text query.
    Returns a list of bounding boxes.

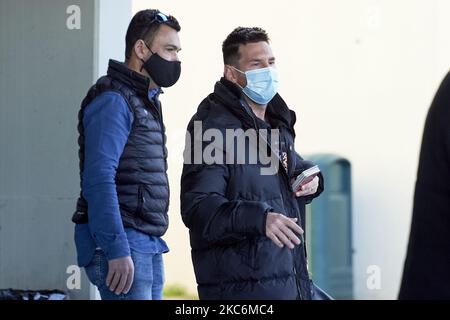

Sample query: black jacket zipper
[240,98,305,299]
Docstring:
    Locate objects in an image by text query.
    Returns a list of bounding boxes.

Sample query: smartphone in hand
[292,165,320,192]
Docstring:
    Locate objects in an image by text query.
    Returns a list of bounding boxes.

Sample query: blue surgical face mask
[231,66,279,105]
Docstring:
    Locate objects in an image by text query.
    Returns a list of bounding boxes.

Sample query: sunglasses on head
[140,12,169,38]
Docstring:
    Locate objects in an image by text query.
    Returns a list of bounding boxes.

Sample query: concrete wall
[133,0,450,299]
[0,0,95,299]
[0,0,131,300]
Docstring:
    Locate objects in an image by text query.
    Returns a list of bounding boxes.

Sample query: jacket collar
[214,78,296,133]
[107,59,151,98]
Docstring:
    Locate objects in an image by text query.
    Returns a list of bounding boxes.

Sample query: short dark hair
[125,9,180,59]
[222,27,270,66]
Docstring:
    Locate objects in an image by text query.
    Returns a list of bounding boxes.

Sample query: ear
[224,65,239,84]
[133,39,148,60]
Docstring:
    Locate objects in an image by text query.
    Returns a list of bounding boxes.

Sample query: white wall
[132,0,450,299]
[96,0,132,77]
[90,0,132,300]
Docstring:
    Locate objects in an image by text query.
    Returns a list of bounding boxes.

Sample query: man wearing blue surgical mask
[181,27,324,299]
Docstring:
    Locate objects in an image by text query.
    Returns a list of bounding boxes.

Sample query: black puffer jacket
[181,78,323,299]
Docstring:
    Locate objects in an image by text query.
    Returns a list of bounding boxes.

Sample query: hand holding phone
[292,165,320,192]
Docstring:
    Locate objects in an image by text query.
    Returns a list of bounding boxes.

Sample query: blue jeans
[85,249,165,300]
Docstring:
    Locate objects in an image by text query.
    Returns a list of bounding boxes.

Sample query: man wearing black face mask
[72,9,181,300]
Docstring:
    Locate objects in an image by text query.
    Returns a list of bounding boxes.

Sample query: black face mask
[141,49,181,88]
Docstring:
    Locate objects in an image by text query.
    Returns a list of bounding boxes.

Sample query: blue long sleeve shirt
[74,89,168,267]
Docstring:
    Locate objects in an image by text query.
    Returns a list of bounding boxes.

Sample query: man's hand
[106,256,134,295]
[295,176,319,197]
[266,212,304,249]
